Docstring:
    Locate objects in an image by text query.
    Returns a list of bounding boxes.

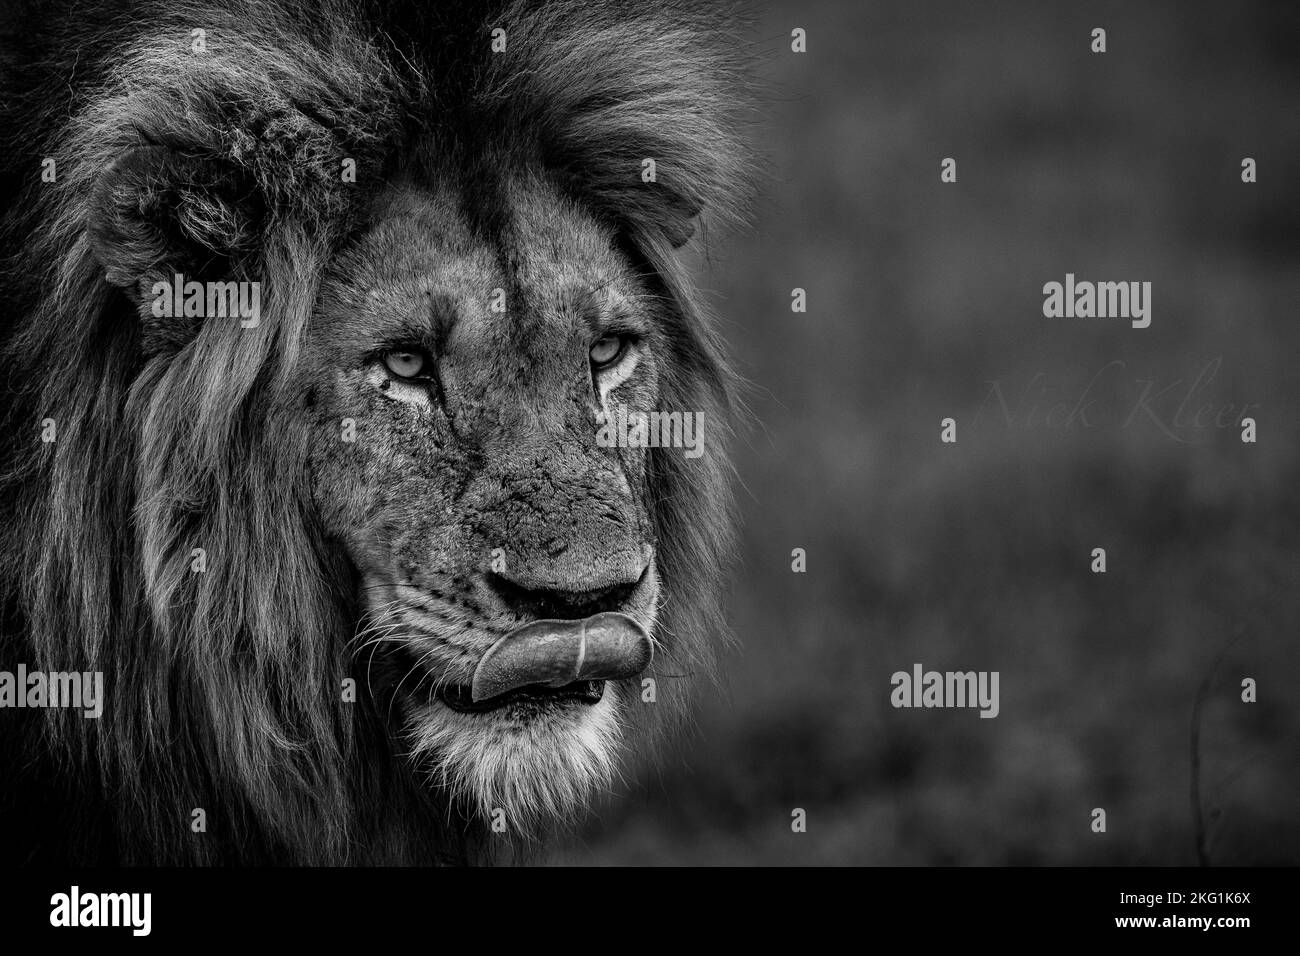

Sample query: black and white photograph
[0,0,1294,938]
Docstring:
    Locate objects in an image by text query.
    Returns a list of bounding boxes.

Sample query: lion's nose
[484,568,645,621]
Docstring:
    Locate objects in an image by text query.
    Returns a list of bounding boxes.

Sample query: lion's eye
[589,334,628,370]
[382,350,428,379]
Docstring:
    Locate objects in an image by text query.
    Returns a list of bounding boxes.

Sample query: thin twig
[1190,631,1245,867]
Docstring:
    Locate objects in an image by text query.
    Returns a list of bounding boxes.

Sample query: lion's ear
[87,146,263,290]
[604,172,706,250]
[484,6,750,253]
[659,199,703,249]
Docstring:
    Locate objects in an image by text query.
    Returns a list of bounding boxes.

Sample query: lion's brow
[369,290,457,354]
[426,290,457,353]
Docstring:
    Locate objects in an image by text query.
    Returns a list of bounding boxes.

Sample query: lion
[0,0,748,864]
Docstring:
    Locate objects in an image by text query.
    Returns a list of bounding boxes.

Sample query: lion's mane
[0,0,747,864]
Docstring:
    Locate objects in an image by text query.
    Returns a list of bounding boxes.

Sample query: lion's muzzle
[470,612,653,703]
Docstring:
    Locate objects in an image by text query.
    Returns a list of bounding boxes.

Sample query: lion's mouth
[395,611,652,716]
[468,611,653,702]
[437,679,606,714]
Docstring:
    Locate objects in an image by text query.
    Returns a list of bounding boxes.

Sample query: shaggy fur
[0,0,747,864]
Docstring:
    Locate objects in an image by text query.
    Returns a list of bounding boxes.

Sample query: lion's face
[302,174,666,826]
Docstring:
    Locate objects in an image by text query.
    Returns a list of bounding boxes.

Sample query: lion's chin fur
[404,688,625,837]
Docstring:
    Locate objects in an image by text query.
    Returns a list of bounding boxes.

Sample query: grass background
[557,0,1300,865]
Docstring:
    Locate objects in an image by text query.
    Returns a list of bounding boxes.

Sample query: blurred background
[558,0,1300,865]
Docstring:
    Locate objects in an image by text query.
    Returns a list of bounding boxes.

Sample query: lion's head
[0,0,746,864]
[308,177,683,825]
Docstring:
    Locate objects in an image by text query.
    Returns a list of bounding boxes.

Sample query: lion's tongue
[470,612,653,703]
